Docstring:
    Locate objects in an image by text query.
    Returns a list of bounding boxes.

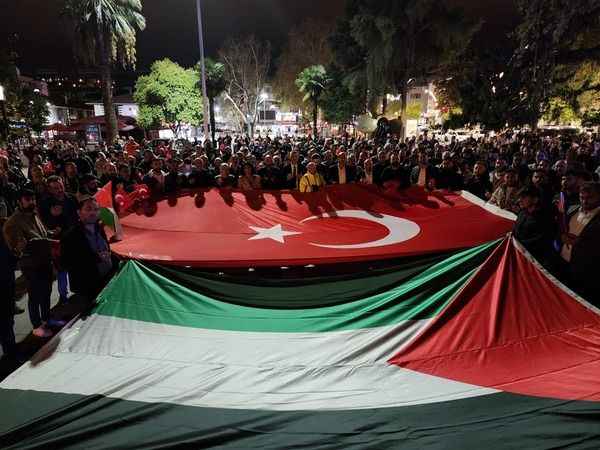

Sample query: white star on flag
[248,224,302,244]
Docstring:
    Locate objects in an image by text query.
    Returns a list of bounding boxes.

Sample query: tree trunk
[97,26,118,145]
[313,98,318,139]
[209,97,217,146]
[100,63,117,144]
[400,85,408,141]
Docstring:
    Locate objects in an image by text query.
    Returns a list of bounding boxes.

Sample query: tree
[347,0,479,138]
[134,59,203,137]
[296,65,331,138]
[320,66,365,128]
[17,89,50,136]
[435,35,532,130]
[64,0,146,144]
[219,35,271,138]
[197,58,227,145]
[512,0,600,127]
[273,19,335,111]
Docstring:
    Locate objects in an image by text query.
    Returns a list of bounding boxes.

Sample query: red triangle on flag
[390,237,600,402]
[95,181,114,209]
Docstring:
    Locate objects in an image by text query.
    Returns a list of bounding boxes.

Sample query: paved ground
[0,275,88,381]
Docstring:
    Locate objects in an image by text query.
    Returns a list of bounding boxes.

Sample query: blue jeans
[22,266,53,329]
[57,271,69,301]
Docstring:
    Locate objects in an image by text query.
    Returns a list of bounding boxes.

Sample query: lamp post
[0,85,8,142]
[196,0,210,143]
[261,92,268,134]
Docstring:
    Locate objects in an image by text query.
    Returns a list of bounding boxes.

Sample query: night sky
[0,0,518,74]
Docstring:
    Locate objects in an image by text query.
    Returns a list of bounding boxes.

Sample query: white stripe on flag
[1,315,497,411]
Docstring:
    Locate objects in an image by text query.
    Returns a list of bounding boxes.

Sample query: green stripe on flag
[96,240,500,333]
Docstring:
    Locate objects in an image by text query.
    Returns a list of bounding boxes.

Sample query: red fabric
[391,238,600,402]
[95,182,114,209]
[110,185,514,267]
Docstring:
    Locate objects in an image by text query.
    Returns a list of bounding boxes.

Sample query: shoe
[46,319,67,328]
[14,305,25,315]
[32,327,54,338]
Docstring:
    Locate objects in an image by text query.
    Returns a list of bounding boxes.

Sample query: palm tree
[198,58,227,145]
[64,0,146,144]
[296,65,331,138]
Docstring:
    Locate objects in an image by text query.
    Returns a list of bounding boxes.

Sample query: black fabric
[148,249,484,309]
[1,389,599,450]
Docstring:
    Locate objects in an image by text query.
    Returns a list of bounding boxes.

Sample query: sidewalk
[0,275,88,382]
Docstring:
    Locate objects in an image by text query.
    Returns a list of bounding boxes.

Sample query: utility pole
[196,0,210,143]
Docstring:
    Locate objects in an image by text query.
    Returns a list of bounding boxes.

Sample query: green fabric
[99,207,115,229]
[2,389,600,450]
[96,240,500,333]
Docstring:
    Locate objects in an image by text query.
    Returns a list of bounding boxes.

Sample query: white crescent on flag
[301,210,421,249]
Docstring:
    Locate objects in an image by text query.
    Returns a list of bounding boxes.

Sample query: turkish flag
[111,185,515,268]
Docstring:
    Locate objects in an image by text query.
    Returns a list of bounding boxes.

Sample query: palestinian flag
[1,237,599,449]
[95,181,123,241]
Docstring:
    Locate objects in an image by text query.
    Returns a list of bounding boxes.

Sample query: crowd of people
[1,129,600,360]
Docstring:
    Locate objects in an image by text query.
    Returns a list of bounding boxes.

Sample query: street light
[196,0,210,143]
[261,92,268,128]
[0,84,8,142]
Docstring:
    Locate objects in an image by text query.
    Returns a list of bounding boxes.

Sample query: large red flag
[110,185,515,268]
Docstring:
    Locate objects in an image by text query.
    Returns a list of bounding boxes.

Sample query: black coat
[381,165,411,188]
[569,210,600,302]
[328,165,358,185]
[513,208,557,265]
[281,163,306,190]
[61,223,115,298]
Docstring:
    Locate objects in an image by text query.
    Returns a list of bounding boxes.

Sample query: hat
[17,188,35,199]
[81,174,99,184]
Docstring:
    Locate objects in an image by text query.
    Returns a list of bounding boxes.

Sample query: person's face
[519,195,536,211]
[50,204,63,217]
[512,155,522,166]
[561,175,577,193]
[151,160,162,171]
[290,151,299,164]
[554,161,567,176]
[441,159,453,170]
[537,160,550,171]
[48,181,65,199]
[31,168,44,183]
[307,163,317,175]
[86,180,98,193]
[65,164,76,177]
[220,164,230,177]
[78,199,100,224]
[532,172,545,187]
[474,163,486,177]
[119,167,130,179]
[495,160,505,171]
[338,152,347,166]
[505,172,517,187]
[19,195,36,212]
[581,189,600,212]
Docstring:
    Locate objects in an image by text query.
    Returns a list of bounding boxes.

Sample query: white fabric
[1,315,497,411]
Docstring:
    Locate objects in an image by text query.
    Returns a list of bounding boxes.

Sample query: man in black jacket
[328,151,358,185]
[560,182,600,303]
[513,187,557,266]
[61,196,116,301]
